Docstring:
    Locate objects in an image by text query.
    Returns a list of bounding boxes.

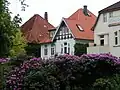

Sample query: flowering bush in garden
[0,58,10,89]
[5,54,120,90]
[6,57,42,90]
[0,58,10,64]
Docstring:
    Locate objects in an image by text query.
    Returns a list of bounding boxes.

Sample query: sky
[9,0,120,27]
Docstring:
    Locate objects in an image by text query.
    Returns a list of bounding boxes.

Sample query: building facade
[21,6,96,59]
[87,1,120,57]
[41,6,96,59]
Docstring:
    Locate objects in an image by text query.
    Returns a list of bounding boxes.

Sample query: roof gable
[65,9,96,40]
[52,18,74,41]
[21,14,55,43]
[93,1,120,31]
[53,8,96,40]
[99,1,120,13]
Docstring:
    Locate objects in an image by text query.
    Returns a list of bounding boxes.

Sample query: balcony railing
[87,45,110,54]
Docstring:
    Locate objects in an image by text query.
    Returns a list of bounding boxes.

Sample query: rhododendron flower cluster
[6,57,42,90]
[0,58,9,64]
[80,53,120,65]
[5,54,120,89]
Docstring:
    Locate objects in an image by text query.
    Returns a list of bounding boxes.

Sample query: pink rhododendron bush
[4,54,120,90]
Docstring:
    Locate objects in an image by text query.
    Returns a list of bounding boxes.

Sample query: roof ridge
[68,8,83,19]
[36,14,55,28]
[99,1,120,13]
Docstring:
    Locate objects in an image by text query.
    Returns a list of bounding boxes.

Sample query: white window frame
[50,31,54,38]
[61,44,63,54]
[68,43,70,54]
[103,13,107,22]
[109,12,113,18]
[99,35,104,46]
[114,31,119,45]
[44,45,48,55]
[51,45,55,55]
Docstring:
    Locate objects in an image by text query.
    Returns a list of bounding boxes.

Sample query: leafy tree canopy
[0,0,27,57]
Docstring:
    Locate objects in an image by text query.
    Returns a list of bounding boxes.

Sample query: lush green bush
[93,74,120,90]
[25,43,41,57]
[74,43,88,56]
[9,30,27,57]
[5,54,120,90]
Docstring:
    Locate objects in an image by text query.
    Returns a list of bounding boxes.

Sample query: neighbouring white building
[87,1,120,57]
[21,6,96,59]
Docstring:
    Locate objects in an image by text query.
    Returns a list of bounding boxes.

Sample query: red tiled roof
[65,8,96,40]
[21,14,55,43]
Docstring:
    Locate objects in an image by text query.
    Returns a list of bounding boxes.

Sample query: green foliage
[0,0,14,57]
[9,30,27,57]
[0,0,27,57]
[93,74,120,90]
[74,43,88,56]
[25,43,41,57]
[22,54,120,90]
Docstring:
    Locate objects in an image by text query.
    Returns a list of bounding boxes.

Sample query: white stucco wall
[40,39,75,59]
[94,10,120,46]
[55,38,75,55]
[88,10,120,57]
[41,44,51,59]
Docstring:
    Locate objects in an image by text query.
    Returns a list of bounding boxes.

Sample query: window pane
[103,13,107,22]
[100,35,104,38]
[44,45,48,55]
[100,39,104,46]
[114,32,117,36]
[61,44,63,54]
[115,37,118,45]
[68,43,70,54]
[68,47,70,54]
[109,12,113,18]
[64,42,67,45]
[51,48,54,55]
[64,47,67,54]
[44,49,48,55]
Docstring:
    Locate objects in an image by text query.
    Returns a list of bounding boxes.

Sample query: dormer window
[76,24,84,31]
[50,31,55,38]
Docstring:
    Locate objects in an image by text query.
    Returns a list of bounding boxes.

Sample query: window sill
[113,45,120,47]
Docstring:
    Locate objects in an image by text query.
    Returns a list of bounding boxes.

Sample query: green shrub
[93,74,120,90]
[74,43,88,56]
[6,54,120,90]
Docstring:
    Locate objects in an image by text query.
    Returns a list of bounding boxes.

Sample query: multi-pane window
[61,43,71,54]
[103,13,107,22]
[100,35,104,46]
[64,42,67,54]
[51,45,55,55]
[114,31,118,45]
[68,43,70,54]
[61,44,63,54]
[44,45,48,55]
[64,47,67,54]
[109,12,113,18]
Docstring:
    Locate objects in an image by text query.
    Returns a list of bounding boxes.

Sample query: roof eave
[99,8,120,14]
[74,38,94,41]
[92,13,100,31]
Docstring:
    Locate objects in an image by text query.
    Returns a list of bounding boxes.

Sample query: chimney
[83,5,88,16]
[44,12,48,21]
